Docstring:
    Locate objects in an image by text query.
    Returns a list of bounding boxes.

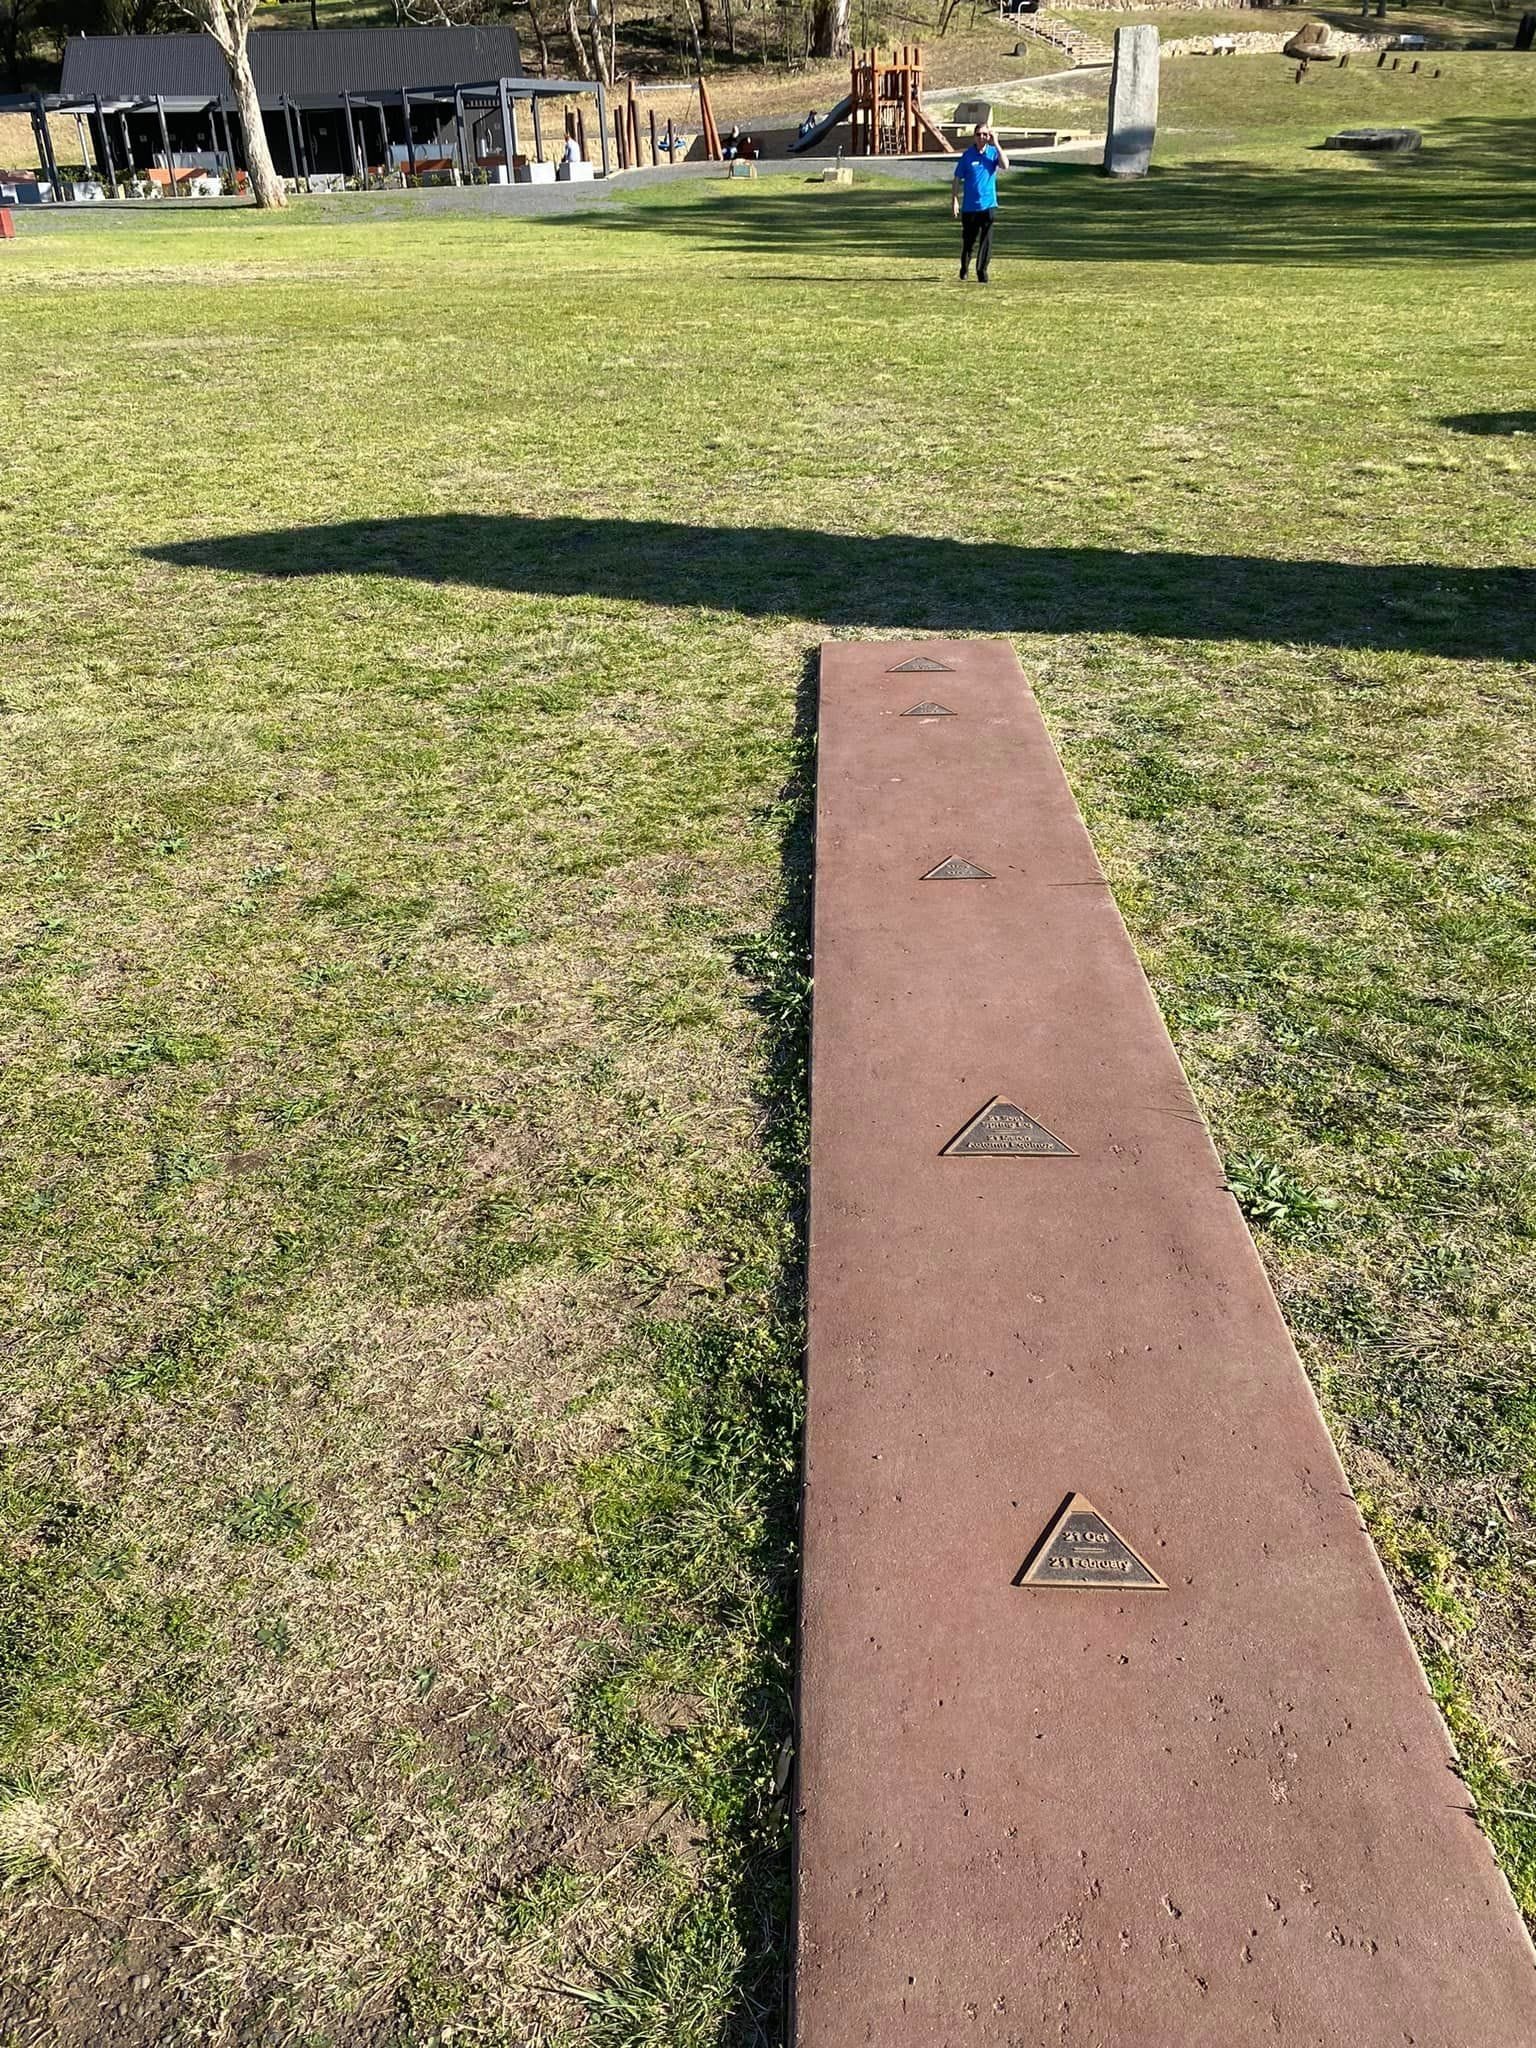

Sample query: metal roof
[59,25,524,101]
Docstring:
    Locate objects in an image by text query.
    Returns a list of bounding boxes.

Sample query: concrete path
[794,637,1535,2045]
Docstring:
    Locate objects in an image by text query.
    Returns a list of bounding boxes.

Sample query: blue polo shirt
[954,143,1001,211]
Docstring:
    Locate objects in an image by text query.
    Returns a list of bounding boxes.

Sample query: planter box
[556,160,596,181]
[515,160,557,183]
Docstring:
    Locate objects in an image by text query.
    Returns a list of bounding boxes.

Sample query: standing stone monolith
[1102,24,1159,177]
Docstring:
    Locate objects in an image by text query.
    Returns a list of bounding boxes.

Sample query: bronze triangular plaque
[942,1096,1073,1157]
[901,702,956,718]
[1015,1493,1166,1591]
[888,656,953,673]
[922,856,994,881]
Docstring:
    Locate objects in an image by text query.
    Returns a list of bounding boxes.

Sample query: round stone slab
[1324,126,1422,151]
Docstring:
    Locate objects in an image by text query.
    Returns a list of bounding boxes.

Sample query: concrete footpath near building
[793,638,1535,2044]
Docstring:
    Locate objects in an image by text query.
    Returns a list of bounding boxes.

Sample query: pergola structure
[3,28,612,198]
[9,77,611,200]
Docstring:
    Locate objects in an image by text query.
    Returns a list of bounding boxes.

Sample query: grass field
[2,48,1535,2047]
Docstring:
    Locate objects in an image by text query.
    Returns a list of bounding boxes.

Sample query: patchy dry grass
[1,59,1534,2041]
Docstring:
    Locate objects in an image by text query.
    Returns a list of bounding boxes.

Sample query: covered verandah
[6,75,610,201]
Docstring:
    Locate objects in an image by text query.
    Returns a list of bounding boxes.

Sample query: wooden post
[595,79,613,174]
[626,75,641,166]
[532,96,545,161]
[401,88,416,175]
[697,74,723,160]
[667,116,676,161]
[650,107,660,165]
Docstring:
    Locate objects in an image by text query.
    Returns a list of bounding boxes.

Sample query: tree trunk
[564,0,594,73]
[589,0,610,83]
[679,0,703,67]
[810,0,848,56]
[523,0,552,72]
[172,0,286,207]
[224,32,286,206]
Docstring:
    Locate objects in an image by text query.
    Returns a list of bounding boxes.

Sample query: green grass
[1,51,1534,2041]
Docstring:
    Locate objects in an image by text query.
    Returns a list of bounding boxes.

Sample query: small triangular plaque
[888,656,953,674]
[922,856,993,881]
[1015,1493,1166,1591]
[901,702,956,719]
[942,1096,1073,1157]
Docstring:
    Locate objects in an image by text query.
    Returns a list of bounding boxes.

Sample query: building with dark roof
[8,25,609,195]
[59,25,525,101]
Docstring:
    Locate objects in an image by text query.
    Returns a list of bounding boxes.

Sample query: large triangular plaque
[901,702,956,719]
[888,656,953,673]
[922,856,993,881]
[941,1096,1073,1157]
[1014,1493,1166,1591]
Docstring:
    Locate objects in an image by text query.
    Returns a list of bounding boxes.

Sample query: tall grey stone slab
[1103,24,1159,177]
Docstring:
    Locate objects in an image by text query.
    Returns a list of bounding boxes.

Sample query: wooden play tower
[846,45,954,156]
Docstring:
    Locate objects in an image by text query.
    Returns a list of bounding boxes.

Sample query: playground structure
[603,72,722,170]
[789,47,955,157]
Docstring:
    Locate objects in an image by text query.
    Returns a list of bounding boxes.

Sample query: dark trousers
[959,207,995,280]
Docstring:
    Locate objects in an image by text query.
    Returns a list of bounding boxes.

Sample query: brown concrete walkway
[794,638,1535,2045]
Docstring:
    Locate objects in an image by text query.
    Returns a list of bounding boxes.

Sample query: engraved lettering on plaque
[942,1097,1073,1157]
[888,656,953,674]
[901,702,956,719]
[922,857,994,882]
[1014,1493,1166,1591]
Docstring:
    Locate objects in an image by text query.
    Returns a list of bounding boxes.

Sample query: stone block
[1103,24,1159,177]
[1324,126,1422,149]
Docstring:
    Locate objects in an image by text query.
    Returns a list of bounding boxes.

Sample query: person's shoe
[978,275,991,285]
[958,270,969,281]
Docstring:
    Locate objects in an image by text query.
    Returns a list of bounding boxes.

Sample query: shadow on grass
[1440,409,1536,435]
[151,516,1534,661]
[565,121,1536,268]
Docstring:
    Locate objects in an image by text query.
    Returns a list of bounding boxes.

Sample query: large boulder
[1283,19,1333,55]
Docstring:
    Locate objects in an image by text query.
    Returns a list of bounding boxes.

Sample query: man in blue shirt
[951,121,1010,283]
